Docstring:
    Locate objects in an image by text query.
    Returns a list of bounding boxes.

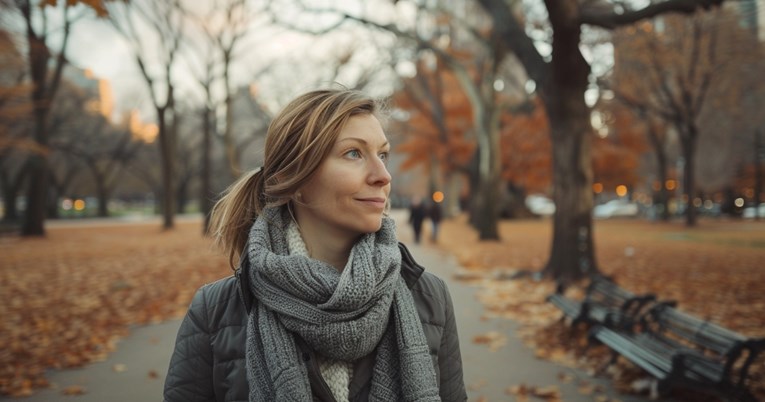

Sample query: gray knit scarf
[245,207,440,402]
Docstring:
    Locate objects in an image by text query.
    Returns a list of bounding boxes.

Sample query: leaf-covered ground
[436,216,765,402]
[0,221,229,397]
[1,217,763,400]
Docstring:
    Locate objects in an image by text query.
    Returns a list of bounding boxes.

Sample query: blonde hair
[209,89,380,268]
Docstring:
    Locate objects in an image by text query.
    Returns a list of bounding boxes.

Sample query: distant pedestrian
[409,196,427,244]
[429,201,443,243]
[163,89,466,402]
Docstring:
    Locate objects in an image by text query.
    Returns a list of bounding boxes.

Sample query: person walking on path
[408,196,427,244]
[429,201,443,243]
[163,89,466,402]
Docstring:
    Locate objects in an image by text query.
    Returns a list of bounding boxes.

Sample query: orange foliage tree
[591,102,648,195]
[392,57,475,213]
[500,98,551,196]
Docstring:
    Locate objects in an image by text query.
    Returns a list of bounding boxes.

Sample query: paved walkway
[2,214,662,402]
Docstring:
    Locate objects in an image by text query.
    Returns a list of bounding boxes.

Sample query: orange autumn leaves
[0,222,228,397]
[392,61,648,195]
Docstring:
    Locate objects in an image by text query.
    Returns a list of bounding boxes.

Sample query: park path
[2,212,663,402]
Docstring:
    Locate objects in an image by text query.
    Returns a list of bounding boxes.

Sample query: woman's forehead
[335,115,388,144]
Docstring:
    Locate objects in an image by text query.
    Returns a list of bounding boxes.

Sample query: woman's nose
[369,157,391,186]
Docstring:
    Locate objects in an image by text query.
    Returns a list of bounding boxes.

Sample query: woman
[164,89,466,402]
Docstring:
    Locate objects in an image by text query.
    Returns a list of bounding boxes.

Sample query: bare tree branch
[579,0,723,29]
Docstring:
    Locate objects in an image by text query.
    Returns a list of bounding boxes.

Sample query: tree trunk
[645,121,671,221]
[47,180,59,219]
[1,164,27,222]
[176,175,189,214]
[97,188,109,217]
[680,126,698,226]
[201,106,213,235]
[157,109,175,229]
[755,130,762,221]
[444,171,460,218]
[22,108,49,235]
[542,8,599,283]
[657,156,671,222]
[22,26,52,235]
[1,177,18,221]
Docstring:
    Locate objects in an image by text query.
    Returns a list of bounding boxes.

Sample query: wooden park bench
[547,276,656,329]
[590,302,765,402]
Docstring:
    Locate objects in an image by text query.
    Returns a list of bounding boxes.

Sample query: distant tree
[392,56,475,217]
[610,8,754,226]
[107,0,185,229]
[8,1,76,235]
[53,116,138,217]
[0,28,33,222]
[591,102,648,196]
[187,0,261,179]
[476,0,725,282]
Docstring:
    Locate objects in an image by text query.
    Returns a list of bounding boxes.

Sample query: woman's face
[295,114,391,239]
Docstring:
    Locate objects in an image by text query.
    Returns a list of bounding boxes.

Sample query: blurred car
[593,199,639,219]
[525,195,555,216]
[742,204,765,219]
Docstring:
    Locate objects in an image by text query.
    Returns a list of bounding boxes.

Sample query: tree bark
[679,125,699,226]
[647,121,671,221]
[1,163,27,222]
[22,110,49,235]
[201,106,213,234]
[540,2,599,282]
[755,130,762,221]
[19,1,71,236]
[157,109,175,229]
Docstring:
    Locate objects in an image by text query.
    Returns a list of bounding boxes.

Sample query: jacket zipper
[302,349,338,402]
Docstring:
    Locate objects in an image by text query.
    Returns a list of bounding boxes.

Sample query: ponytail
[209,167,266,269]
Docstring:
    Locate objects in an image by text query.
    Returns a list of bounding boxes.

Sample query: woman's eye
[379,152,389,164]
[345,149,361,159]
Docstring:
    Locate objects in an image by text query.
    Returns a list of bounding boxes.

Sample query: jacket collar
[235,242,425,313]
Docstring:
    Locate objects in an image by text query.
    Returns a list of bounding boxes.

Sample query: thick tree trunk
[1,180,18,221]
[542,6,599,283]
[22,109,49,235]
[97,187,109,217]
[680,126,698,227]
[1,164,27,222]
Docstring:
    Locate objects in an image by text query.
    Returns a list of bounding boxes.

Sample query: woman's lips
[356,198,386,209]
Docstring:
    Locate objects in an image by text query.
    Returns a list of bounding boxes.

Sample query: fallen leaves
[61,385,86,395]
[505,384,561,401]
[472,331,507,352]
[0,221,228,396]
[440,215,765,401]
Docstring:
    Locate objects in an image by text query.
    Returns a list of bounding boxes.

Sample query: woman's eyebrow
[337,137,390,148]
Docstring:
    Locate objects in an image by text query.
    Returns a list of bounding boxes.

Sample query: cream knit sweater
[286,221,353,402]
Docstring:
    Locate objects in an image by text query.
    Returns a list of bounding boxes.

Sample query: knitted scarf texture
[245,207,440,402]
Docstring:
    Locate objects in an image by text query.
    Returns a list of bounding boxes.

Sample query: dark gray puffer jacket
[163,243,467,402]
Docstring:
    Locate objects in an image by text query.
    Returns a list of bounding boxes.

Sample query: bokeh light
[615,185,627,197]
[74,199,86,211]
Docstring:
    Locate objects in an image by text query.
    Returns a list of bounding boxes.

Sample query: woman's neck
[296,219,355,272]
